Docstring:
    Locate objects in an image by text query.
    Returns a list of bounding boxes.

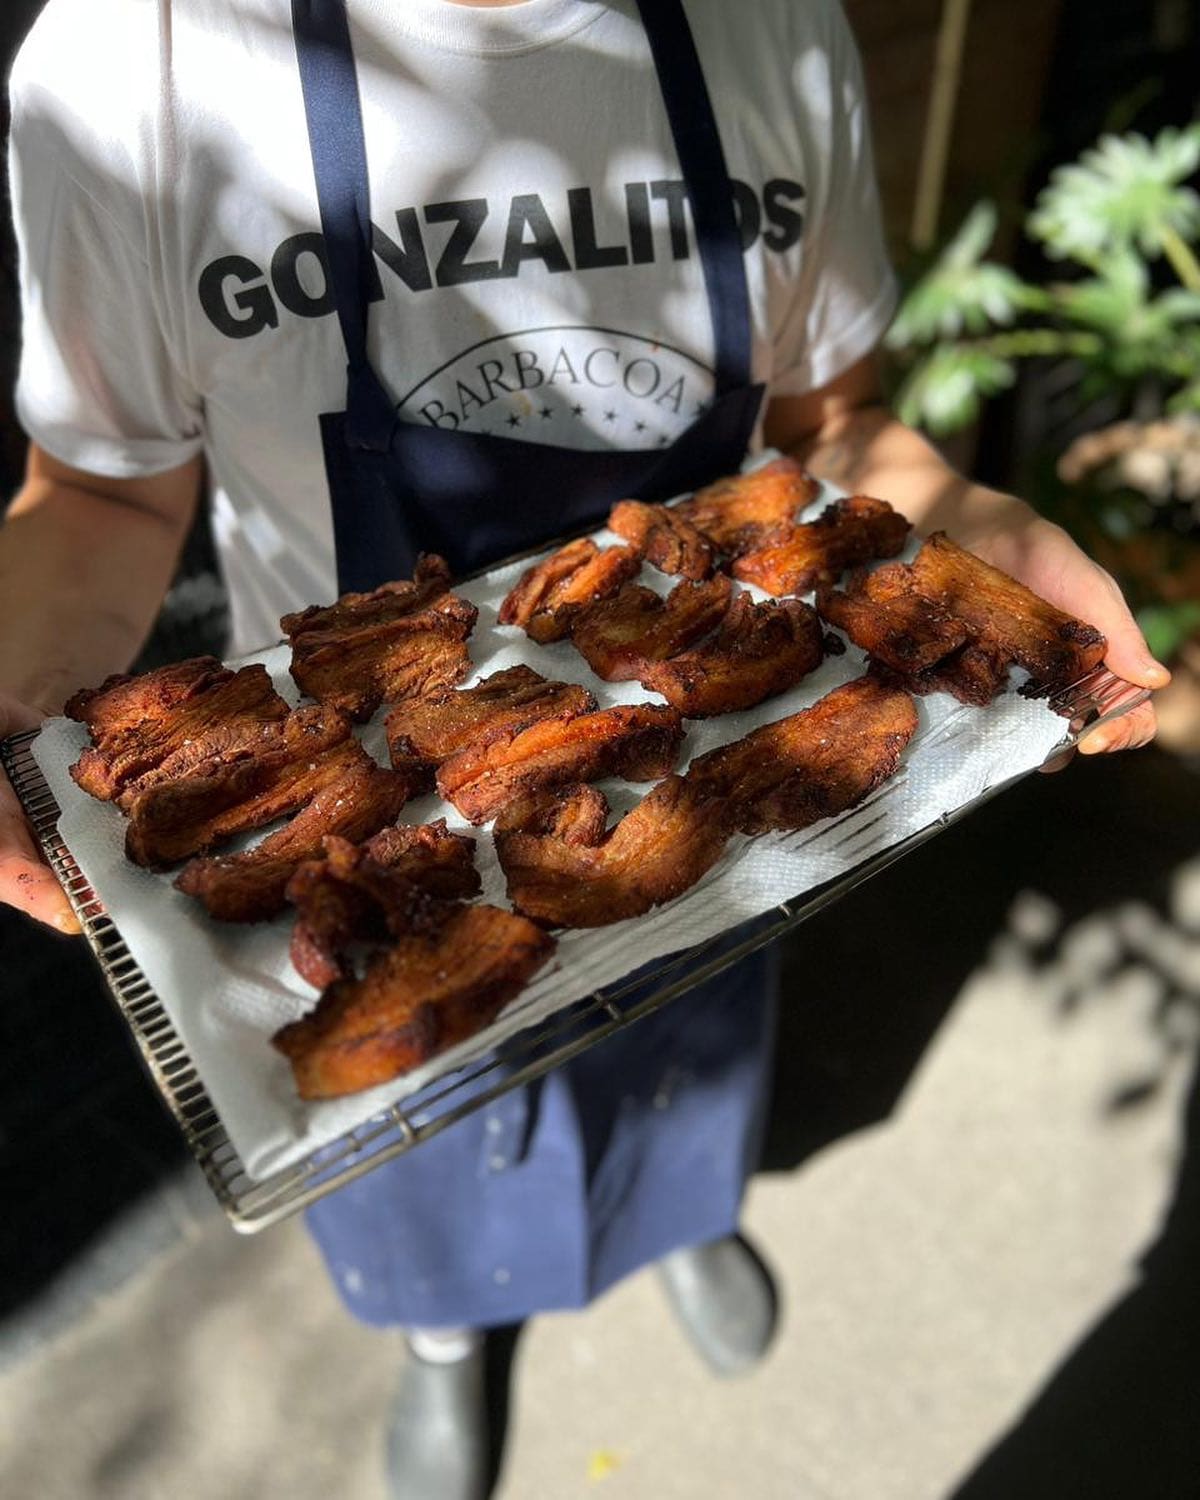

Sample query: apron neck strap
[291,0,397,450]
[291,0,753,451]
[635,0,752,398]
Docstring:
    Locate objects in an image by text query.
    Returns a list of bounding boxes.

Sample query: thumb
[1085,572,1170,691]
[0,795,81,934]
[1,701,81,934]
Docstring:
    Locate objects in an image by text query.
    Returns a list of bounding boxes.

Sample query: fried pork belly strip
[70,664,290,804]
[904,642,1014,707]
[635,595,825,717]
[385,666,596,778]
[174,758,417,922]
[497,538,641,644]
[571,575,732,681]
[732,495,911,596]
[686,675,918,834]
[607,499,714,579]
[288,597,477,722]
[818,562,1008,705]
[284,556,478,721]
[907,532,1106,692]
[436,703,685,825]
[676,457,820,557]
[123,706,358,868]
[820,536,1107,703]
[494,777,730,928]
[281,554,453,639]
[273,905,556,1100]
[287,822,480,990]
[65,657,232,739]
[816,565,969,674]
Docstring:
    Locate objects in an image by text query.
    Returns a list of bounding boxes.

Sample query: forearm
[0,480,192,714]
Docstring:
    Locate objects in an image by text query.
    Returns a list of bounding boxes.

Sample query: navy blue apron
[296,0,779,1328]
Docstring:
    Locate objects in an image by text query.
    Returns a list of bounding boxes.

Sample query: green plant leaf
[1055,250,1148,332]
[886,203,1033,347]
[1152,289,1200,326]
[1137,600,1200,662]
[1030,126,1200,263]
[1167,381,1200,414]
[894,344,1016,434]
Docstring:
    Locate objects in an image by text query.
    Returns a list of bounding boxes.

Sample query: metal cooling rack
[1,664,1147,1232]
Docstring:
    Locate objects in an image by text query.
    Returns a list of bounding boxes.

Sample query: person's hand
[0,690,80,933]
[958,500,1168,761]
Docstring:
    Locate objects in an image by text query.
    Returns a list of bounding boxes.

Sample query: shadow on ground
[763,745,1200,1174]
[763,745,1200,1500]
[949,1051,1200,1500]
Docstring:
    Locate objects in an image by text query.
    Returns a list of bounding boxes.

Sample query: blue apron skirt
[293,0,779,1328]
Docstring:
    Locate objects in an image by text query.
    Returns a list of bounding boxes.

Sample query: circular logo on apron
[394,325,716,448]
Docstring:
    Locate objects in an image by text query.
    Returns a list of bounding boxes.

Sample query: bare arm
[0,444,202,928]
[765,353,1167,757]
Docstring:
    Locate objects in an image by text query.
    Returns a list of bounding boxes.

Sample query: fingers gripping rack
[1044,664,1150,737]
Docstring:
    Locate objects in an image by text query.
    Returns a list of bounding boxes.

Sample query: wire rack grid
[2,662,1147,1232]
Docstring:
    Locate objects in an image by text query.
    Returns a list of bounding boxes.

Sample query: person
[1,1,1165,1496]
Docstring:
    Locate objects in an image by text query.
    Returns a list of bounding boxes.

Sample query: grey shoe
[385,1338,490,1500]
[657,1234,778,1377]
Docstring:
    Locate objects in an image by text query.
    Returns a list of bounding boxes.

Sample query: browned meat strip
[174,757,417,922]
[287,822,480,990]
[273,905,556,1099]
[571,575,732,681]
[436,703,684,825]
[498,539,641,644]
[64,657,232,739]
[676,457,820,557]
[607,499,714,579]
[731,495,911,596]
[281,554,453,638]
[494,776,730,927]
[686,674,918,834]
[907,532,1106,693]
[287,594,477,722]
[122,706,358,868]
[820,535,1107,704]
[635,595,825,717]
[815,565,969,673]
[385,665,595,778]
[70,664,289,804]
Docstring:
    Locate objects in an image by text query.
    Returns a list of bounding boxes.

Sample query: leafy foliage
[1138,601,1200,663]
[889,125,1200,438]
[1029,127,1200,263]
[894,343,1015,435]
[886,204,1033,345]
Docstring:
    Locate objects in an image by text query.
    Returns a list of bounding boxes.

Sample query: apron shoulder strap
[634,0,753,396]
[292,0,397,450]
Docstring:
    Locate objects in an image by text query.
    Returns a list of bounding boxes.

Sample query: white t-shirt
[9,0,895,655]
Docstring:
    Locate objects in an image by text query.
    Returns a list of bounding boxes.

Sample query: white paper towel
[31,481,1069,1179]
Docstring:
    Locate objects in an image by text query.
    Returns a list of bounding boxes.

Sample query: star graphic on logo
[506,414,522,429]
[657,434,670,446]
[539,406,553,419]
[603,410,617,423]
[634,420,647,433]
[571,403,585,417]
